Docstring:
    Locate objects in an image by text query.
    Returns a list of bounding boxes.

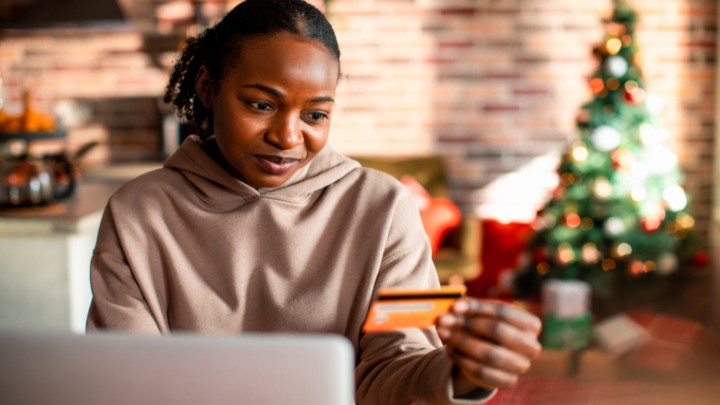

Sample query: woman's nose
[265,114,302,150]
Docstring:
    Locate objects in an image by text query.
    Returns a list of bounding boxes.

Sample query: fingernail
[453,300,469,312]
[437,327,450,340]
[438,314,457,326]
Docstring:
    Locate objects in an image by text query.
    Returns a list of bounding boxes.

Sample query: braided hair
[163,0,341,139]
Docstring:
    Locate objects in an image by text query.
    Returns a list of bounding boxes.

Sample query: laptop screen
[0,330,355,405]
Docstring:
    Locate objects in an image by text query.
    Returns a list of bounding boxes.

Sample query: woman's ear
[195,66,213,108]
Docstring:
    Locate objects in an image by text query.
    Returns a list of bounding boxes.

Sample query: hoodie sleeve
[86,204,162,334]
[354,189,496,405]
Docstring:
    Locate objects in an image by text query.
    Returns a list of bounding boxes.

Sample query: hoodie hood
[163,135,360,206]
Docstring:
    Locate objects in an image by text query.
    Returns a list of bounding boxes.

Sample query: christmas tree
[513,0,699,315]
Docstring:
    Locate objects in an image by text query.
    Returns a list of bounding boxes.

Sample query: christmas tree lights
[513,0,700,314]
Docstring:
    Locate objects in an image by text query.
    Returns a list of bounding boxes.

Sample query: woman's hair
[163,0,341,139]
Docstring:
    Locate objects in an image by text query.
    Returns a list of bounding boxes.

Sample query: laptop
[0,330,355,405]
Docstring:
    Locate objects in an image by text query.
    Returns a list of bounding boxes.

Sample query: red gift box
[466,219,533,299]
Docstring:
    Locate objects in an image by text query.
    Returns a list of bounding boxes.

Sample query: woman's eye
[248,101,273,111]
[304,111,329,123]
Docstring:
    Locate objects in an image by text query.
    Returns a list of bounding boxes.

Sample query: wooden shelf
[0,130,67,141]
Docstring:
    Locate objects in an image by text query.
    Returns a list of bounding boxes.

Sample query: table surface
[0,162,161,226]
[0,181,118,220]
[486,373,720,405]
[0,180,121,235]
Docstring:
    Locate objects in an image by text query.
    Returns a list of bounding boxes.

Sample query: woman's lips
[253,154,303,175]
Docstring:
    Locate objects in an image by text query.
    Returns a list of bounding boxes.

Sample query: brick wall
[0,30,169,163]
[0,0,716,244]
[329,0,717,245]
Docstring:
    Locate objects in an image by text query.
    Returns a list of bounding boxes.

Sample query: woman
[86,0,541,403]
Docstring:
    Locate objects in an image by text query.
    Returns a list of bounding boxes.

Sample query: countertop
[0,162,161,236]
[0,181,119,235]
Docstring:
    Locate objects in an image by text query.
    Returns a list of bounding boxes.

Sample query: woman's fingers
[453,299,542,335]
[438,298,543,391]
[447,328,533,374]
[452,351,520,390]
[438,310,541,359]
[467,315,541,358]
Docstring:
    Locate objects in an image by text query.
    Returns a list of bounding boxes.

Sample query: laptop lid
[0,330,355,405]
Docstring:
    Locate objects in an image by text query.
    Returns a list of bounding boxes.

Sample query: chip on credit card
[362,285,466,333]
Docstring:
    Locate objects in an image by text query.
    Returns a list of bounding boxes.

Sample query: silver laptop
[0,330,355,405]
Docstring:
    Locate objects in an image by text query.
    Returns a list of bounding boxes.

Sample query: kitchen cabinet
[0,181,119,333]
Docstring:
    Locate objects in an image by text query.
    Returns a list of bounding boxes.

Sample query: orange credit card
[362,285,466,333]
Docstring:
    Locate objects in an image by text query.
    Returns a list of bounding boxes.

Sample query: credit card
[362,285,466,333]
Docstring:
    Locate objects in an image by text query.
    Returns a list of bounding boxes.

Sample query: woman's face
[196,32,339,189]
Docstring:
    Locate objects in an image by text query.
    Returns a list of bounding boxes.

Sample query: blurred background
[1,0,714,223]
[0,0,719,396]
[1,0,719,402]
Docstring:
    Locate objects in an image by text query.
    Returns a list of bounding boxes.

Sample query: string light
[642,217,662,232]
[656,253,678,275]
[565,213,581,228]
[614,242,632,258]
[557,243,575,264]
[561,172,577,185]
[621,34,632,47]
[601,259,616,271]
[611,148,635,170]
[605,55,628,77]
[606,37,623,54]
[630,161,648,180]
[607,77,620,91]
[581,243,601,264]
[676,213,695,229]
[642,261,656,273]
[543,212,558,228]
[581,217,594,230]
[623,80,645,104]
[590,77,605,94]
[630,185,646,201]
[639,123,669,145]
[536,262,550,275]
[625,86,645,104]
[644,146,677,174]
[623,79,646,103]
[645,93,664,114]
[604,217,626,236]
[593,177,612,198]
[663,185,688,211]
[592,125,622,151]
[628,260,644,276]
[570,143,588,162]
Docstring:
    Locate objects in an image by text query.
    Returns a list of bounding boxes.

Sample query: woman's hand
[436,298,542,395]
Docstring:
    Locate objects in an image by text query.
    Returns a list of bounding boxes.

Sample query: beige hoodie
[87,136,492,404]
